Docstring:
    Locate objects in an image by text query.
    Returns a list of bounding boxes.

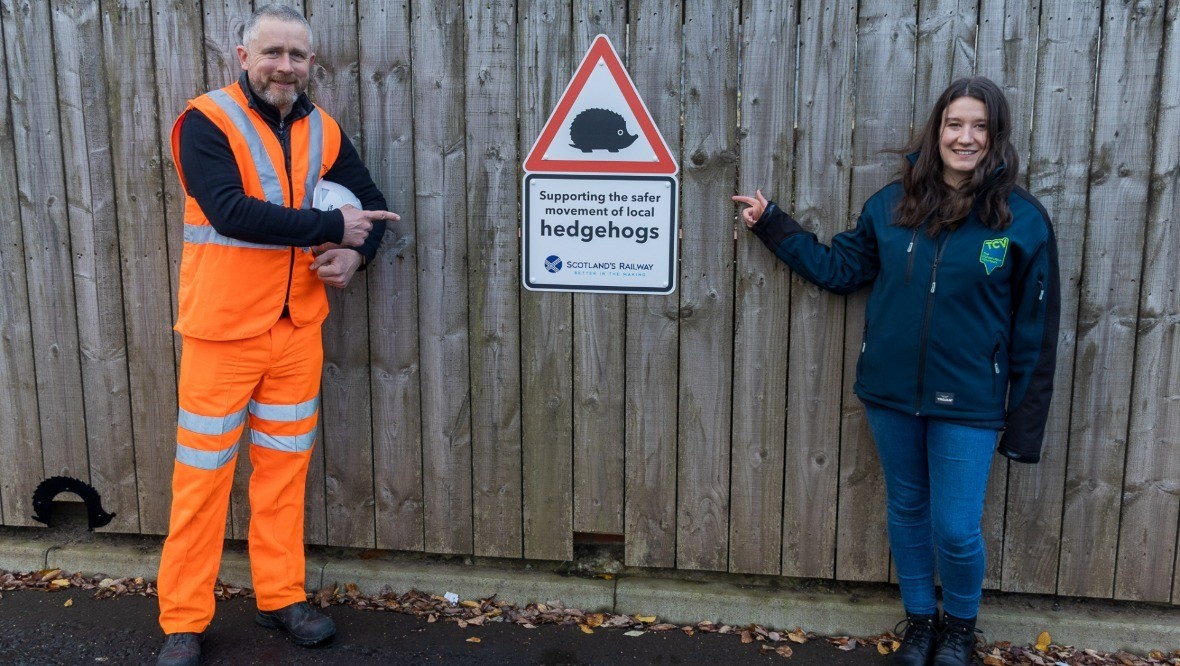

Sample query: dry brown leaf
[877,641,892,655]
[635,615,656,624]
[1035,630,1051,652]
[597,573,615,580]
[838,639,859,651]
[50,579,70,589]
[466,637,481,644]
[457,619,468,629]
[460,600,481,609]
[585,613,604,628]
[741,629,753,644]
[467,615,486,626]
[787,628,808,644]
[682,627,694,637]
[39,569,62,582]
[578,624,593,634]
[63,598,73,607]
[983,656,1004,666]
[427,614,437,623]
[650,624,677,631]
[775,645,793,659]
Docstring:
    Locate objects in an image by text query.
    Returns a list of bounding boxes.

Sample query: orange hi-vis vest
[171,83,343,341]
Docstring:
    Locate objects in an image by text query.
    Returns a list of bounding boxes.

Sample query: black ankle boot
[888,612,940,665]
[932,614,981,665]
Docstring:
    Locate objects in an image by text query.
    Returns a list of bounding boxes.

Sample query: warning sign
[522,35,679,295]
[523,35,677,175]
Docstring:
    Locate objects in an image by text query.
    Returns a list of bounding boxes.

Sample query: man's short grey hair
[241,3,313,49]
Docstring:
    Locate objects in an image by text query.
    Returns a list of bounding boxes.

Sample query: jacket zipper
[992,342,1001,396]
[904,229,919,285]
[278,117,295,315]
[914,232,951,413]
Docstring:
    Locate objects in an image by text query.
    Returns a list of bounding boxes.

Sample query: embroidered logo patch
[980,237,1009,275]
[935,392,955,405]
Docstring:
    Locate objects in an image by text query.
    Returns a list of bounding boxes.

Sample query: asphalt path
[0,587,889,665]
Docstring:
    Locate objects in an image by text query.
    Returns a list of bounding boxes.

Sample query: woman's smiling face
[939,97,989,186]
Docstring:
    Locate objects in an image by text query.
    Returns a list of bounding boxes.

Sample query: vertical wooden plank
[413,0,473,555]
[52,0,138,532]
[569,2,627,537]
[675,0,737,572]
[792,0,855,581]
[359,0,425,552]
[2,0,89,489]
[101,0,179,535]
[465,0,522,559]
[914,0,978,114]
[974,0,1041,591]
[835,0,916,583]
[520,0,574,561]
[0,3,44,527]
[1115,0,1178,604]
[999,0,1098,596]
[623,0,681,568]
[729,0,795,576]
[1058,0,1164,598]
[307,0,376,549]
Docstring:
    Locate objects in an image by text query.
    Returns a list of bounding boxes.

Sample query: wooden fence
[0,0,1177,605]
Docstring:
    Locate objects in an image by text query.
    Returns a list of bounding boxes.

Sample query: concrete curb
[2,531,1176,655]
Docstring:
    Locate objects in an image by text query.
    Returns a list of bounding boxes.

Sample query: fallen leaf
[635,615,656,624]
[775,645,793,658]
[623,630,646,637]
[1035,631,1051,652]
[983,656,1004,666]
[787,628,808,644]
[597,573,615,580]
[877,642,892,655]
[457,619,468,629]
[63,598,73,607]
[460,600,481,609]
[50,579,71,589]
[466,637,481,643]
[681,627,694,637]
[579,624,594,634]
[427,614,437,623]
[650,624,677,631]
[39,569,62,582]
[741,629,753,644]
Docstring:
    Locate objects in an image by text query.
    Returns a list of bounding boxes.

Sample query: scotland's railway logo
[980,237,1009,275]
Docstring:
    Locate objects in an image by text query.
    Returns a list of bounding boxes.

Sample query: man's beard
[251,73,304,111]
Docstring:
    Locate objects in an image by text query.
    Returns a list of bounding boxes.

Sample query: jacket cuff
[996,429,1043,464]
[750,202,806,252]
[325,209,346,245]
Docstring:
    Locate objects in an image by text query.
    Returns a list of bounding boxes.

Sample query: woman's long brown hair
[896,77,1019,236]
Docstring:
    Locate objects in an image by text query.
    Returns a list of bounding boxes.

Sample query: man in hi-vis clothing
[156,5,397,665]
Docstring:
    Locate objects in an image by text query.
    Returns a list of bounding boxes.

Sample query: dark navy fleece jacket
[751,181,1060,463]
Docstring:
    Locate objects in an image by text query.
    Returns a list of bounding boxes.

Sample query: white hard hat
[312,180,362,212]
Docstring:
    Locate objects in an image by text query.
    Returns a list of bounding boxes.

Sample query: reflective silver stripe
[249,396,320,422]
[176,442,239,470]
[178,406,248,436]
[251,429,316,453]
[206,89,286,205]
[183,224,287,251]
[301,109,324,210]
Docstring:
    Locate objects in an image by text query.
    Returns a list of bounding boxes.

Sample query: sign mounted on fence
[522,35,679,295]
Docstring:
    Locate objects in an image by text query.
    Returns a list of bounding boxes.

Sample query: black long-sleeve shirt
[177,74,387,266]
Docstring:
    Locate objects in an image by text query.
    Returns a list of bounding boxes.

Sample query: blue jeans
[862,403,998,619]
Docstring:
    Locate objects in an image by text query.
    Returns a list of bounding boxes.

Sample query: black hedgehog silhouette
[569,108,639,153]
[32,476,115,529]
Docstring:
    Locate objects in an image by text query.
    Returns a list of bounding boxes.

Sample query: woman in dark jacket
[734,77,1059,666]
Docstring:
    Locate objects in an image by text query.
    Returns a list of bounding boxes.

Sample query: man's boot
[932,614,981,665]
[256,601,336,646]
[156,632,202,666]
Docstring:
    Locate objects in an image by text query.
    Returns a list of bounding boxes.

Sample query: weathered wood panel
[358,0,425,553]
[623,0,682,568]
[309,0,378,550]
[52,0,138,533]
[913,0,977,114]
[519,0,574,561]
[0,0,44,527]
[1115,0,1179,604]
[571,0,627,538]
[4,0,90,492]
[793,0,855,581]
[729,0,795,577]
[1057,0,1163,598]
[413,0,473,555]
[835,0,916,583]
[101,0,178,536]
[1000,0,1100,596]
[466,0,523,558]
[675,0,737,572]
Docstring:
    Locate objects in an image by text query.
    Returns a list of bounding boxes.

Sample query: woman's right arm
[734,191,880,295]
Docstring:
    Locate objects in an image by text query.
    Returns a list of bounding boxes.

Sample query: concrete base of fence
[2,528,1176,655]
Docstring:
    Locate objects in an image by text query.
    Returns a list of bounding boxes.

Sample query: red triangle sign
[523,35,678,175]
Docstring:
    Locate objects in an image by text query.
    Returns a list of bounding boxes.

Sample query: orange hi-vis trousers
[158,317,322,635]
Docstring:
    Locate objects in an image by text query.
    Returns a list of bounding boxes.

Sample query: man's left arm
[321,134,388,270]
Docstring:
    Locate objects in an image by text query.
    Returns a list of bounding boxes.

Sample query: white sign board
[523,174,677,293]
[521,34,679,295]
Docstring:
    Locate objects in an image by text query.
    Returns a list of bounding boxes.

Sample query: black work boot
[156,632,202,666]
[256,601,336,646]
[932,615,981,665]
[887,613,940,665]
